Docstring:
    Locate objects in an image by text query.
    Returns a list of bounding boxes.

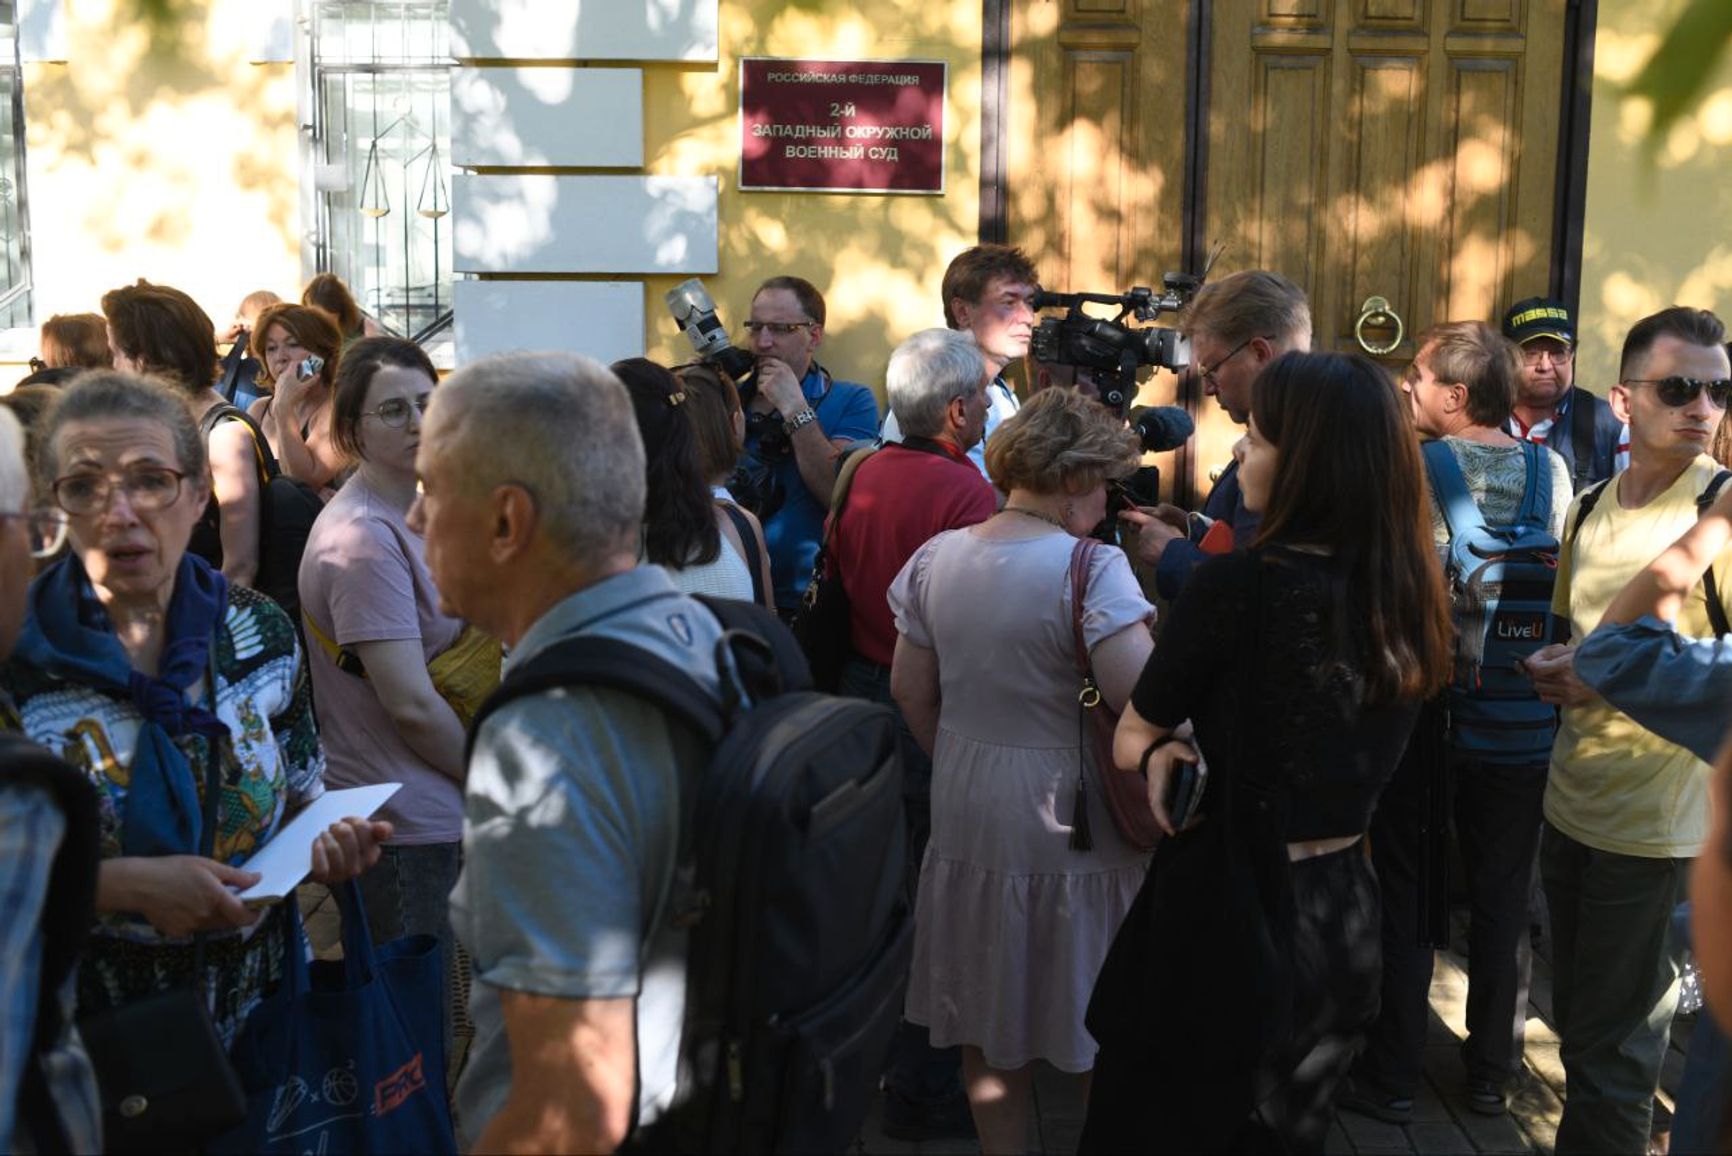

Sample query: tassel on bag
[1069,769,1093,851]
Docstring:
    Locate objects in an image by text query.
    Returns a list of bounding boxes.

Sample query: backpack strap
[691,595,813,693]
[199,401,281,483]
[1567,387,1599,492]
[1699,470,1732,638]
[718,503,766,608]
[464,637,726,765]
[1511,441,1550,530]
[1568,477,1612,545]
[807,444,878,585]
[1420,439,1489,544]
[462,598,810,764]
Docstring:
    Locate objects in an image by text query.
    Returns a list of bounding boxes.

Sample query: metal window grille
[0,1,32,329]
[308,1,451,341]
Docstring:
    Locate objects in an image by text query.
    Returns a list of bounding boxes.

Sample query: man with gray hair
[1121,269,1312,599]
[827,327,995,1139]
[0,405,102,1154]
[410,353,726,1152]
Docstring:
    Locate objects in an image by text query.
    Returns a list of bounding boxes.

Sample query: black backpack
[0,732,101,1155]
[199,404,325,619]
[465,597,912,1155]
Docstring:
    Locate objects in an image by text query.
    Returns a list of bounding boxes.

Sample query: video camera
[1029,272,1199,416]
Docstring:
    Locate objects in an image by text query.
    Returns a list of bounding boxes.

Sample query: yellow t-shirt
[1546,455,1732,858]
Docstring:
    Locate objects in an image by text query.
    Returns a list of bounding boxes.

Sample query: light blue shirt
[453,566,722,1141]
[1576,615,1732,763]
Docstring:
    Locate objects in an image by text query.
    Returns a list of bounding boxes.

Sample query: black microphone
[1127,405,1195,452]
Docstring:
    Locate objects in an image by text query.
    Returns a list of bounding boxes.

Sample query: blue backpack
[1423,440,1559,764]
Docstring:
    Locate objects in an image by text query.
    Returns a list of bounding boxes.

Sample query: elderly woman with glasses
[297,337,499,1053]
[888,386,1157,1153]
[0,372,388,1056]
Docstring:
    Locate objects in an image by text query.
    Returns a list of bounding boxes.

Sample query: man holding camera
[738,275,880,615]
[1121,270,1312,599]
[883,244,1040,478]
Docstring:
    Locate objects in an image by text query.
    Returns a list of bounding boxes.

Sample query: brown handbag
[1067,537,1162,852]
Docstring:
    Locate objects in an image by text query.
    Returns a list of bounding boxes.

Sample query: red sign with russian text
[740,58,947,194]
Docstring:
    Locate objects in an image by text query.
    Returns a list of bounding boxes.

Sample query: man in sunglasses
[1120,270,1311,600]
[1500,297,1628,491]
[1523,306,1732,1154]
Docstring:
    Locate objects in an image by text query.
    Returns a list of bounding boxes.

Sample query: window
[308,1,451,341]
[0,0,31,329]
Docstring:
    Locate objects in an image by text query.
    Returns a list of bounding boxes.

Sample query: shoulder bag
[78,723,248,1152]
[1066,536,1162,852]
[790,445,878,691]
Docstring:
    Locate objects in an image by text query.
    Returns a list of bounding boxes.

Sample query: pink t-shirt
[298,472,465,844]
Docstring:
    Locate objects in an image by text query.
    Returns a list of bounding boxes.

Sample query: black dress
[1080,548,1420,1154]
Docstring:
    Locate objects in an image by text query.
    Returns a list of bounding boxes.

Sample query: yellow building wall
[641,0,983,393]
[1578,0,1732,388]
[14,0,300,364]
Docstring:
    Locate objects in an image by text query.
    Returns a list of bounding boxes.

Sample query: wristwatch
[783,407,819,436]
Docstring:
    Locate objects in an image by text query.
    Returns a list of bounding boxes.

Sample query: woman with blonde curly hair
[888,385,1156,1152]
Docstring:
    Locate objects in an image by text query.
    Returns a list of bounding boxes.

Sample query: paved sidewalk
[306,885,1696,1154]
[853,935,1698,1155]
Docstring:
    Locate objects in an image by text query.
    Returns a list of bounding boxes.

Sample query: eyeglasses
[50,466,188,516]
[362,395,433,429]
[27,357,46,373]
[0,507,68,558]
[1195,336,1262,388]
[1622,376,1732,410]
[741,320,816,338]
[1521,345,1573,367]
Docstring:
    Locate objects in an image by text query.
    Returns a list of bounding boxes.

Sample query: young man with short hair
[1524,306,1732,1154]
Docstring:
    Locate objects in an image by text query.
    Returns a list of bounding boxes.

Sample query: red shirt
[831,438,998,665]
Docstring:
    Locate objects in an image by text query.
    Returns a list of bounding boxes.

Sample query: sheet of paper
[233,783,401,905]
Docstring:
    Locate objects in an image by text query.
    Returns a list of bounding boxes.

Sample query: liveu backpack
[465,596,912,1155]
[1423,440,1560,764]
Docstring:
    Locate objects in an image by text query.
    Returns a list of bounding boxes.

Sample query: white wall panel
[453,174,717,274]
[18,0,68,63]
[453,280,644,364]
[450,0,718,63]
[452,67,643,168]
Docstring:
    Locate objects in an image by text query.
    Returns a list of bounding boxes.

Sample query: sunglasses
[1623,376,1732,409]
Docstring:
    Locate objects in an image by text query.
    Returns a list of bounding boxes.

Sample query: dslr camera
[665,278,796,462]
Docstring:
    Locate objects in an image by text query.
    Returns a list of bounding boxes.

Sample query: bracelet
[1138,734,1196,777]
[783,407,818,436]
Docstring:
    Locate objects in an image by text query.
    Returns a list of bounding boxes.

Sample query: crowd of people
[0,255,1730,1156]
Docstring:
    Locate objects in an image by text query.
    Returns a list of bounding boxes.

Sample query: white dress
[887,527,1155,1072]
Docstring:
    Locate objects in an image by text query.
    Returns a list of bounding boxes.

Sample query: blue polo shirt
[741,365,880,610]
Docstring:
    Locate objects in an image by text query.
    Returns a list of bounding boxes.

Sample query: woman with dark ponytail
[612,358,754,602]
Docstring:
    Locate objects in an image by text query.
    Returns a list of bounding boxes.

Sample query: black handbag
[79,726,248,1153]
[790,445,877,691]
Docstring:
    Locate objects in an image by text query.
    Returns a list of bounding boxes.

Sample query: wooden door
[1193,0,1567,495]
[1005,0,1194,497]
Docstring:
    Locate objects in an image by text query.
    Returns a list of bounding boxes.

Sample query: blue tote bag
[216,882,456,1154]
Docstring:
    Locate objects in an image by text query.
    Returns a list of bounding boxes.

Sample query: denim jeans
[836,654,962,1105]
[356,841,463,1064]
[1541,822,1689,1155]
